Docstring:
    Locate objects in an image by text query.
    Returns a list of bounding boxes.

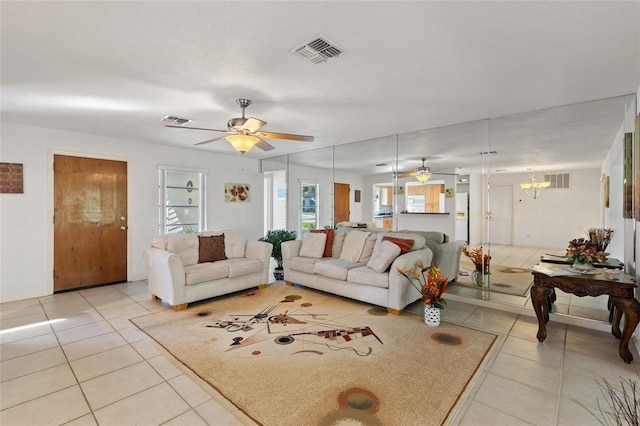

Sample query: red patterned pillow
[310,229,334,257]
[198,235,226,263]
[381,236,414,255]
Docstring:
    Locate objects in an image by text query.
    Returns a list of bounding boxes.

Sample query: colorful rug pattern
[131,284,497,425]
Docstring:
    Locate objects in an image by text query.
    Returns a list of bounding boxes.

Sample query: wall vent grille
[291,35,343,64]
[544,173,571,189]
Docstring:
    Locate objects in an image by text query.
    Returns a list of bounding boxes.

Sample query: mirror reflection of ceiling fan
[165,99,314,154]
[395,158,458,182]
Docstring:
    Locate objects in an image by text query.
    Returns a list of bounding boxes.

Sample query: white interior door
[488,185,512,245]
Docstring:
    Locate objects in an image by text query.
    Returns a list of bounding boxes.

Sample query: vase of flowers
[588,228,613,261]
[396,261,449,326]
[566,237,603,271]
[462,246,491,287]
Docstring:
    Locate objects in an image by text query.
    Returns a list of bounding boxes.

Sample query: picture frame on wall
[603,175,610,208]
[0,162,24,194]
[635,113,640,220]
[225,183,250,202]
[623,132,633,219]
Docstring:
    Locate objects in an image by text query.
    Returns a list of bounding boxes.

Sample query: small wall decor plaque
[354,190,361,202]
[0,163,24,193]
[225,183,250,202]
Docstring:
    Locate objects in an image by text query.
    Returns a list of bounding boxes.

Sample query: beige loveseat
[144,230,272,310]
[282,229,433,314]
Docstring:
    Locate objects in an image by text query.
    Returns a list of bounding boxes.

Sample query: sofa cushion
[184,262,228,285]
[224,258,264,278]
[347,266,390,289]
[314,259,366,281]
[358,233,379,263]
[339,230,371,262]
[310,229,334,257]
[381,236,414,255]
[203,230,246,259]
[331,230,348,258]
[166,234,199,266]
[198,235,226,263]
[375,232,426,252]
[287,256,326,274]
[367,240,402,273]
[299,232,327,258]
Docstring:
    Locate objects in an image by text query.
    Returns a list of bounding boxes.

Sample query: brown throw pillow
[310,229,334,257]
[198,235,226,263]
[381,236,414,255]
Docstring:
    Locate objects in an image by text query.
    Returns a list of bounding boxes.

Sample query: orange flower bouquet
[462,246,490,274]
[397,261,449,309]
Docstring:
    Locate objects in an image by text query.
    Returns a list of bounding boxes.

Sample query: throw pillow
[339,230,371,262]
[381,236,414,255]
[299,232,327,258]
[367,240,402,273]
[198,235,226,263]
[310,229,334,257]
[358,233,379,263]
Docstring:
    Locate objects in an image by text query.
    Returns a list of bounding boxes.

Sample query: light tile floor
[2,254,639,425]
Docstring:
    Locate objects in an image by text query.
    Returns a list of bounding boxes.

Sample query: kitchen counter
[400,211,449,215]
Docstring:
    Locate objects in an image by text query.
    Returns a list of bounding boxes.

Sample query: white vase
[424,305,440,327]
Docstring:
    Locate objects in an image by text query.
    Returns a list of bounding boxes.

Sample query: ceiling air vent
[161,115,191,125]
[291,35,343,64]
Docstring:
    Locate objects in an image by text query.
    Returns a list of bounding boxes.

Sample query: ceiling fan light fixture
[226,134,259,154]
[415,167,431,182]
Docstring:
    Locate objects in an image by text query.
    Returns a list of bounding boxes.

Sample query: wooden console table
[530,268,639,363]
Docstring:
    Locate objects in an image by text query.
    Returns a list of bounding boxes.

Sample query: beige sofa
[144,230,272,310]
[282,229,433,314]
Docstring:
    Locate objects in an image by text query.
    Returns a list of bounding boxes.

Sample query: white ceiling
[2,1,639,174]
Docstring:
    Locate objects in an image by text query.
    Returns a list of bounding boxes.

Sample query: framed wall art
[0,162,24,194]
[225,183,250,202]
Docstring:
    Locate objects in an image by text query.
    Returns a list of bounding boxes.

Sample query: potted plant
[396,261,449,326]
[259,229,297,280]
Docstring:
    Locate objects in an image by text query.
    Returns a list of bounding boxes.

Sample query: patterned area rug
[131,283,497,425]
[457,260,534,296]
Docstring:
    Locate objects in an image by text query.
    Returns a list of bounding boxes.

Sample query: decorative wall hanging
[225,183,250,202]
[603,176,610,208]
[354,190,361,202]
[0,163,24,193]
[623,132,632,218]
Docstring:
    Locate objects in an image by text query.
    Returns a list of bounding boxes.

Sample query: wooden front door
[54,155,128,291]
[334,182,350,225]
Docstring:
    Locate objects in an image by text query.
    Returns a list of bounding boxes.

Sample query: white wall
[0,122,264,302]
[488,169,601,248]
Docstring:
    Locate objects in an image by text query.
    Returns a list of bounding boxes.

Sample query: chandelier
[520,170,550,199]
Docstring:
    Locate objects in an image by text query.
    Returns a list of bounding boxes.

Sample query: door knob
[120,225,127,231]
[120,216,126,221]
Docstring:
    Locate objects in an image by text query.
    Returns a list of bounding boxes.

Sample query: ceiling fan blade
[194,135,228,146]
[259,131,314,142]
[394,171,416,178]
[165,124,230,133]
[431,171,459,176]
[242,117,267,133]
[255,138,275,151]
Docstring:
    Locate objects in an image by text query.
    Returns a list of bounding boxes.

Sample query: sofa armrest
[387,247,434,311]
[282,240,302,262]
[144,247,186,306]
[245,240,273,284]
[431,241,463,283]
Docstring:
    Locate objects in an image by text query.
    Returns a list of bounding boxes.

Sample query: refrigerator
[455,192,469,243]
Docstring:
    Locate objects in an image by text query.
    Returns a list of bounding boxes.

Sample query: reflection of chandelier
[414,158,432,182]
[226,134,259,154]
[520,170,550,199]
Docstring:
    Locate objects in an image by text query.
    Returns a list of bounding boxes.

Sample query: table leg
[612,305,623,339]
[610,297,640,364]
[530,285,549,342]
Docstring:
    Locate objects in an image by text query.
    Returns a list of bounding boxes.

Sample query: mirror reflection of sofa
[282,228,462,314]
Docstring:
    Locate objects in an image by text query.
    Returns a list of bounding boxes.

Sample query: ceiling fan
[395,158,458,182]
[165,99,314,154]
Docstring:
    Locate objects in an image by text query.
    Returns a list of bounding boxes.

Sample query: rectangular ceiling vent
[161,115,191,125]
[291,35,343,64]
